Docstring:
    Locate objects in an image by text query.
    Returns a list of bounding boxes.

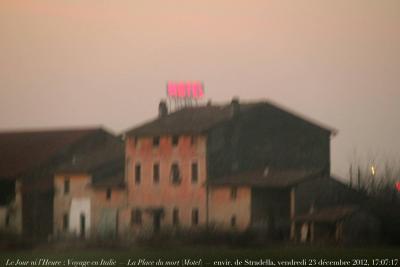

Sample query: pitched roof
[56,138,126,188]
[208,168,322,188]
[295,205,359,223]
[91,165,125,188]
[125,100,337,137]
[0,127,101,179]
[55,136,124,174]
[126,104,239,136]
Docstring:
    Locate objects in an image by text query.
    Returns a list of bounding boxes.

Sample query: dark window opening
[80,213,85,239]
[5,212,10,227]
[64,178,70,194]
[153,136,160,147]
[106,188,112,200]
[172,208,179,226]
[131,209,142,225]
[172,135,179,146]
[125,157,131,178]
[192,208,199,226]
[0,180,15,205]
[63,213,69,231]
[230,187,237,200]
[153,163,160,184]
[134,136,138,146]
[231,215,236,227]
[191,162,198,183]
[135,164,141,185]
[170,163,181,185]
[190,135,196,145]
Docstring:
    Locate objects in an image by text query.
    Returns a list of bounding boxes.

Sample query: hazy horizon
[1,0,400,179]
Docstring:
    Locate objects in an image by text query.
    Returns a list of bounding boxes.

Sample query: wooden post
[310,222,314,243]
[335,222,340,242]
[290,187,296,241]
[349,164,353,188]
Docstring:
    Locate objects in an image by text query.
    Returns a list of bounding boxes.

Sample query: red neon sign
[167,81,204,99]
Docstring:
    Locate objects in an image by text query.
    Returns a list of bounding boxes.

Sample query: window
[172,135,179,146]
[5,212,10,227]
[230,187,237,200]
[231,215,236,227]
[134,137,138,146]
[192,208,199,226]
[191,162,198,183]
[190,135,196,145]
[172,208,179,226]
[64,178,70,194]
[135,164,141,185]
[125,157,131,179]
[63,213,69,231]
[153,136,160,147]
[106,188,112,200]
[153,163,160,184]
[170,163,181,185]
[131,209,142,225]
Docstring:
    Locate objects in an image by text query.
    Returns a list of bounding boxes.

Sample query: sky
[1,0,400,179]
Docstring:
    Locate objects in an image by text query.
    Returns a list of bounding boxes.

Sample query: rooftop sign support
[166,81,205,111]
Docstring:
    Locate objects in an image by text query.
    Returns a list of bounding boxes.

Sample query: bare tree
[349,158,400,204]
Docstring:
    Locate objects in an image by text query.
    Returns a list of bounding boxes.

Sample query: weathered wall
[208,186,251,231]
[53,174,91,238]
[91,188,126,239]
[251,188,290,238]
[53,174,126,239]
[207,104,331,179]
[0,180,22,234]
[124,134,207,235]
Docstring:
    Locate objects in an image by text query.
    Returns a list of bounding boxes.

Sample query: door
[98,208,117,239]
[80,213,86,239]
[153,212,161,233]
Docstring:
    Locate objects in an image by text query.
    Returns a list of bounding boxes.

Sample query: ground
[1,245,400,267]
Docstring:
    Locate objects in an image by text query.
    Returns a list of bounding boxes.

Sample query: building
[52,132,125,240]
[120,98,337,237]
[295,205,381,244]
[0,127,123,240]
[1,98,383,244]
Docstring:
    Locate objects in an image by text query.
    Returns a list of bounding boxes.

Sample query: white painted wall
[69,198,91,239]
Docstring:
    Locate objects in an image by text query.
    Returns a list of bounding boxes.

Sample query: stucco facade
[122,134,208,235]
[53,174,126,239]
[208,186,251,230]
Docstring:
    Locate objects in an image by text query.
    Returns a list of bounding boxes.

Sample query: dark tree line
[349,159,400,244]
[349,160,400,204]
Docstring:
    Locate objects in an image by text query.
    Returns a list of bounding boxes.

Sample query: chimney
[159,100,168,117]
[231,97,240,116]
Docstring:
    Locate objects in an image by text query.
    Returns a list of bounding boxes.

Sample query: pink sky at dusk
[1,0,400,178]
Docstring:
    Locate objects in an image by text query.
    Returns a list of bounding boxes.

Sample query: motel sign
[167,81,204,99]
